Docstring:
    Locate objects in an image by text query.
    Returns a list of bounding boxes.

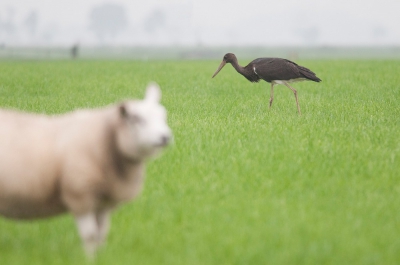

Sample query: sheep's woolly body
[0,83,172,257]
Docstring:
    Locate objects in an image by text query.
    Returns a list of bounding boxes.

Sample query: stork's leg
[269,83,275,108]
[283,82,301,115]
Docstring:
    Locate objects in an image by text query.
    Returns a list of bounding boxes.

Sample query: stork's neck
[230,58,247,77]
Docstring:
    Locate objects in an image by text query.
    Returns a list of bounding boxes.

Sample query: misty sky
[0,0,399,46]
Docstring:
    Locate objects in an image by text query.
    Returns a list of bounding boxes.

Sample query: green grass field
[0,59,399,264]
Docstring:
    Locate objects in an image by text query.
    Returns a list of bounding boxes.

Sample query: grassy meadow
[0,59,399,264]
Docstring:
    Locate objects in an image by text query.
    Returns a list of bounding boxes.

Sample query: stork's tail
[298,65,322,82]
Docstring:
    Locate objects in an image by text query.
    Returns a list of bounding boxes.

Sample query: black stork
[212,53,321,115]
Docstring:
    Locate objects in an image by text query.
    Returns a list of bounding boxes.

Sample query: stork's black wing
[249,58,321,83]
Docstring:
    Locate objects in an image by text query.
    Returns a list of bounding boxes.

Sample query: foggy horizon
[0,0,399,48]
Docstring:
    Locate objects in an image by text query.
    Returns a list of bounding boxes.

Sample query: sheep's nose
[160,134,171,146]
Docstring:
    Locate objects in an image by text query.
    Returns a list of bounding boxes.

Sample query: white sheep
[0,82,172,257]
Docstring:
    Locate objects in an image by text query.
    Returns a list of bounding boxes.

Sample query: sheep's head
[116,83,172,160]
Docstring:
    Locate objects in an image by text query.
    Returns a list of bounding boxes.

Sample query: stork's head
[212,53,237,78]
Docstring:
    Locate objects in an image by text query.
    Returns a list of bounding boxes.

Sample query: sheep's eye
[129,114,145,125]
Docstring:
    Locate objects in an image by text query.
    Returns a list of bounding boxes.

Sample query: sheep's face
[117,83,172,160]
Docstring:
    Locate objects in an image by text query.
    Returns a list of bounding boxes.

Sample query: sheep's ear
[145,82,161,103]
[119,103,129,118]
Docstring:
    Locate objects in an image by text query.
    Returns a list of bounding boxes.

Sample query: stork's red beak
[212,60,226,78]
